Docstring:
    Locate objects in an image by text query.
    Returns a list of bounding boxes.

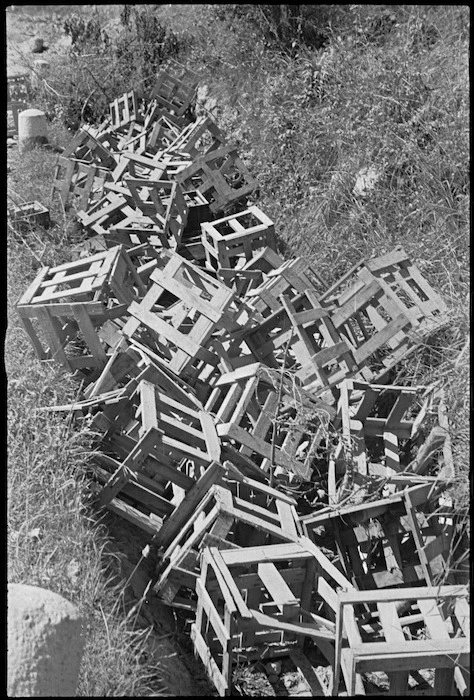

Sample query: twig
[7,221,44,264]
[269,333,292,489]
[454,336,469,368]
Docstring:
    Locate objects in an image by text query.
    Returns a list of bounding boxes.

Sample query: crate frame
[176,145,259,214]
[201,205,277,271]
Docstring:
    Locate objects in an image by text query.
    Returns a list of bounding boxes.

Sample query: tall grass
[7,144,165,695]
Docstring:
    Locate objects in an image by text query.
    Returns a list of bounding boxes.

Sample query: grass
[7,3,470,695]
[7,142,166,695]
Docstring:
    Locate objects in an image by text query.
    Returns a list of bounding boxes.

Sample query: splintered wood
[16,62,466,698]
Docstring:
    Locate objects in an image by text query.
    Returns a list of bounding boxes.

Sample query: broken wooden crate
[176,145,259,214]
[109,90,144,131]
[8,200,50,231]
[164,114,227,159]
[240,288,360,394]
[76,192,134,237]
[204,362,335,482]
[150,67,198,120]
[51,156,110,212]
[152,477,304,609]
[120,251,255,394]
[191,537,353,696]
[319,246,449,382]
[332,585,470,696]
[302,481,455,591]
[121,178,189,248]
[16,245,146,376]
[330,378,450,483]
[91,454,226,538]
[61,125,117,170]
[201,205,277,272]
[244,254,327,318]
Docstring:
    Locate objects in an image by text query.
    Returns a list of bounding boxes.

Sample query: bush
[31,6,193,131]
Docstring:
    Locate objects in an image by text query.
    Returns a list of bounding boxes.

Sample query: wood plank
[199,410,222,462]
[219,541,309,567]
[245,609,334,642]
[352,639,469,671]
[276,501,299,539]
[207,547,252,618]
[190,625,229,697]
[353,314,412,365]
[288,648,328,697]
[257,562,299,609]
[151,462,225,549]
[337,586,467,606]
[377,601,409,695]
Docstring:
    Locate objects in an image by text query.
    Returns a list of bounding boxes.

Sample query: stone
[7,583,84,697]
[18,108,48,152]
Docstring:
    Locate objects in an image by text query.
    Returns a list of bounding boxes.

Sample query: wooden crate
[241,289,359,394]
[215,246,286,296]
[8,200,50,231]
[332,585,470,696]
[330,379,447,484]
[164,115,227,159]
[152,478,304,609]
[98,377,222,479]
[15,246,146,375]
[201,205,277,271]
[84,336,204,406]
[144,110,184,155]
[245,256,327,318]
[150,69,197,118]
[123,178,188,247]
[61,126,117,169]
[51,156,110,212]
[7,72,30,103]
[319,247,449,382]
[109,90,143,130]
[205,362,335,481]
[191,537,353,696]
[121,252,254,388]
[302,481,454,591]
[76,193,133,237]
[91,455,225,538]
[175,145,259,214]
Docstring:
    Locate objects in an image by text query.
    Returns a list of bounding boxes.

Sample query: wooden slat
[288,648,328,697]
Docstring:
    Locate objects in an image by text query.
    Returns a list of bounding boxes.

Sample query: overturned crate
[319,246,449,382]
[120,251,256,397]
[201,205,277,272]
[191,537,353,696]
[332,585,470,696]
[152,476,303,609]
[176,145,259,214]
[302,481,455,591]
[16,246,146,377]
[51,156,110,212]
[205,362,335,482]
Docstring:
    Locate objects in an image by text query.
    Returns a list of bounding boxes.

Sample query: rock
[7,583,84,697]
[353,165,382,197]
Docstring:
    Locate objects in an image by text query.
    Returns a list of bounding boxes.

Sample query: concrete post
[18,108,48,152]
[7,583,84,697]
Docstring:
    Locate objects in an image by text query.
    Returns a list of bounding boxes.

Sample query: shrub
[31,6,193,131]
